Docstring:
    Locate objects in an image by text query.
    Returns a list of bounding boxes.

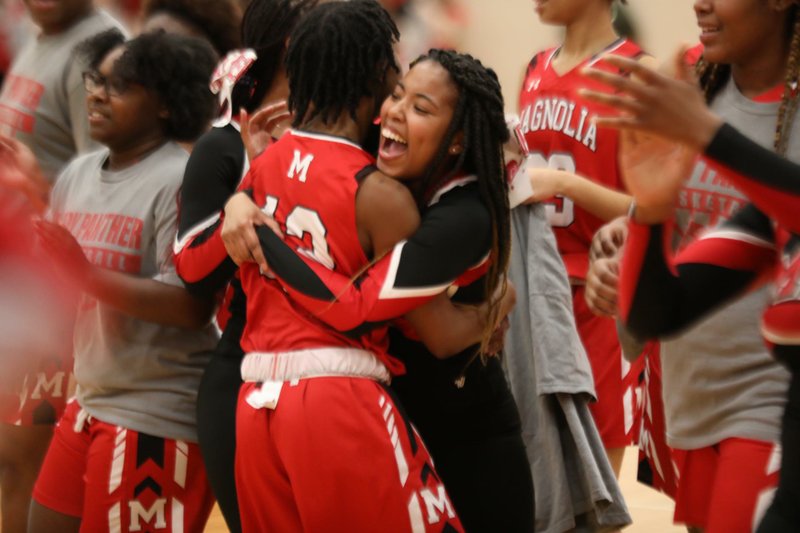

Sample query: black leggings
[196,354,242,533]
[391,341,535,533]
[757,367,800,533]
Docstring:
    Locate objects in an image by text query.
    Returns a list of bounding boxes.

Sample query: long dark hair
[411,49,511,352]
[232,0,319,113]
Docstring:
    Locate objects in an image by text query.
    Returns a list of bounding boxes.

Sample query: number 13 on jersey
[261,195,335,270]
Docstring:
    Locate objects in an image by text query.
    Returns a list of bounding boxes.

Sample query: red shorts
[573,285,642,448]
[0,350,73,426]
[33,401,214,532]
[636,344,678,499]
[673,438,780,532]
[236,378,464,533]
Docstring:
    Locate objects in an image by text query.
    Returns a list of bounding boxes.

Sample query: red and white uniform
[236,130,462,533]
[518,39,645,447]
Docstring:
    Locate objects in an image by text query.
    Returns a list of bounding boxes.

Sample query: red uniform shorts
[673,438,780,532]
[636,344,678,499]
[32,400,214,532]
[573,285,642,448]
[0,350,73,426]
[236,377,464,533]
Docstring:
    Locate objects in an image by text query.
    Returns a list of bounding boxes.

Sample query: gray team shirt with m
[49,142,217,442]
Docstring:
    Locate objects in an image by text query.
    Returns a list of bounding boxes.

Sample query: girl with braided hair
[172,1,319,531]
[582,1,800,531]
[216,1,512,530]
[228,48,534,532]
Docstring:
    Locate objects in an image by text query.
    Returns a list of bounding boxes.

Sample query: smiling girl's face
[377,60,461,182]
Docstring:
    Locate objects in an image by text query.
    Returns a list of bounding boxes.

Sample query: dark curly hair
[232,0,319,113]
[410,49,511,354]
[141,0,242,56]
[286,0,400,128]
[79,29,218,142]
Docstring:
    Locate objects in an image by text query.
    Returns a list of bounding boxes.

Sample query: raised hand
[240,100,293,162]
[0,135,49,213]
[580,47,723,150]
[616,129,696,224]
[35,220,92,284]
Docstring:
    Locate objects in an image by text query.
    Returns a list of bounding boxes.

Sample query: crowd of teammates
[1,0,800,532]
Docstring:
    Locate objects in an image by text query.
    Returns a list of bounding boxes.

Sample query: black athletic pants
[196,353,242,533]
[757,358,800,533]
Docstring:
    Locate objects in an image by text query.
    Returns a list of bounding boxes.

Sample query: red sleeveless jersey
[518,38,644,280]
[238,130,401,374]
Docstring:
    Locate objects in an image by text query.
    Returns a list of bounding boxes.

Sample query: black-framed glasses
[82,70,129,97]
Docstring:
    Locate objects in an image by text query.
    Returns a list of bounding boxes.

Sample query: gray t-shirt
[49,143,217,442]
[660,79,795,449]
[0,10,122,181]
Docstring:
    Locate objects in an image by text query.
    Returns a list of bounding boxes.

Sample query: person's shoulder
[193,125,244,155]
[137,142,189,185]
[526,47,558,75]
[51,147,108,199]
[358,169,416,210]
[66,147,109,172]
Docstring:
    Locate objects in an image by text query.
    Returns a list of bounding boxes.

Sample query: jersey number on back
[529,152,576,227]
[263,196,335,269]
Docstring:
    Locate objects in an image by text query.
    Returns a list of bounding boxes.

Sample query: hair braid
[410,49,511,355]
[776,6,800,156]
[286,0,400,128]
[233,0,319,113]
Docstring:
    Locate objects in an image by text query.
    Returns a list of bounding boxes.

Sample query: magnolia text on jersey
[518,98,598,152]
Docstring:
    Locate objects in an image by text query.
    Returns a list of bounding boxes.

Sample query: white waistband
[241,347,391,384]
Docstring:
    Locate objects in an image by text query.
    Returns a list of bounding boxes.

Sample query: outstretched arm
[174,127,246,297]
[256,181,493,329]
[620,204,776,339]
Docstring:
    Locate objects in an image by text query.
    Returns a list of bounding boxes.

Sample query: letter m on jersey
[288,150,314,183]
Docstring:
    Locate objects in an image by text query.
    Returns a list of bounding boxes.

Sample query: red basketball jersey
[238,130,401,374]
[518,38,644,279]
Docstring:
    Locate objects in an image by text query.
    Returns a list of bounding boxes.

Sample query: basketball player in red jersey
[230,2,467,531]
[517,0,648,476]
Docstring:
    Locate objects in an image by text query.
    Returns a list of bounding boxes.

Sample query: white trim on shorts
[241,347,391,384]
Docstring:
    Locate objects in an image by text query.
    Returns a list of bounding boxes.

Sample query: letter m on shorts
[420,485,456,524]
[128,498,167,531]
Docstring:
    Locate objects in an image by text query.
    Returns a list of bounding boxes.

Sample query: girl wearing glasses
[25,29,220,533]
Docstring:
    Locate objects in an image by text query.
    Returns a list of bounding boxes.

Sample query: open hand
[0,135,49,213]
[221,192,283,271]
[240,100,293,162]
[35,220,92,284]
[580,46,722,150]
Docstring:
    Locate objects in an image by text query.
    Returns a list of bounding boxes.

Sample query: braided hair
[410,49,511,354]
[695,5,800,156]
[232,0,319,113]
[286,0,400,128]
